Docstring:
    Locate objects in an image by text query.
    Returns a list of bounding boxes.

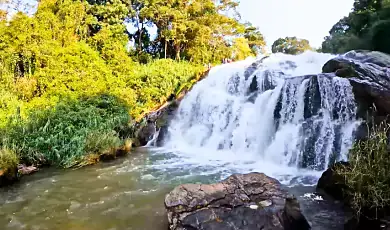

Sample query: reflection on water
[0,148,344,230]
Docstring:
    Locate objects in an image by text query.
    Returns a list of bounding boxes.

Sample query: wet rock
[154,101,180,146]
[322,50,390,118]
[137,120,156,146]
[136,100,181,147]
[244,56,270,80]
[165,172,310,230]
[316,162,350,201]
[17,164,38,175]
[244,56,279,97]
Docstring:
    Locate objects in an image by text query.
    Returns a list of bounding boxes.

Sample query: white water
[155,51,361,185]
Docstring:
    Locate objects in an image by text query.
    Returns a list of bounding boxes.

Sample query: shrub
[84,130,121,156]
[337,121,390,218]
[2,94,130,168]
[0,147,19,175]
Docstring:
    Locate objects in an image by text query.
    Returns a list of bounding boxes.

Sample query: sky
[238,0,354,49]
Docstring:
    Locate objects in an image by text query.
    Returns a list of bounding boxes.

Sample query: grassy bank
[0,59,204,171]
[336,121,390,220]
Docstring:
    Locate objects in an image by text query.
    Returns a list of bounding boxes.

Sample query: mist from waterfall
[158,51,360,184]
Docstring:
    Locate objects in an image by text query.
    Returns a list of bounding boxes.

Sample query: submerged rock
[244,56,269,80]
[165,172,310,230]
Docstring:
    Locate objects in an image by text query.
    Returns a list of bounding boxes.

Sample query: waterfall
[163,51,360,175]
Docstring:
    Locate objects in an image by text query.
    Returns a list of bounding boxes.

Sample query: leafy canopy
[321,0,390,54]
[271,37,312,55]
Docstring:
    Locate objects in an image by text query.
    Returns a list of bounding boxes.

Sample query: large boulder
[322,50,390,118]
[316,162,350,201]
[165,172,310,230]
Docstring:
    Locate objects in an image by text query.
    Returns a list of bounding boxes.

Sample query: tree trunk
[175,42,181,60]
[138,21,144,53]
[164,40,167,59]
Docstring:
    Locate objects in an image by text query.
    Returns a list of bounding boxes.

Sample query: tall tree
[271,37,312,55]
[135,0,254,63]
[244,23,266,55]
[321,0,390,54]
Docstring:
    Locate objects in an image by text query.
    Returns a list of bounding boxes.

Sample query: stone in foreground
[165,172,310,230]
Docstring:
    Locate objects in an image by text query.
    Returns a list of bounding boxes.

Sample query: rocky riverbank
[165,173,310,230]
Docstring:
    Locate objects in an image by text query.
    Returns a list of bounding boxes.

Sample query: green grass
[337,121,390,218]
[0,94,130,168]
[0,59,204,168]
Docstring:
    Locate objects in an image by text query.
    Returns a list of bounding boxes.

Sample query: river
[0,148,345,230]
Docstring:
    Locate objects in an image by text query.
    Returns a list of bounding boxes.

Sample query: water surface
[0,148,344,230]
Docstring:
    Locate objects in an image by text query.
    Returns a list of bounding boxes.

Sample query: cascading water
[158,51,360,184]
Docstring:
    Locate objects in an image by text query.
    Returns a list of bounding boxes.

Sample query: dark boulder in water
[136,100,180,146]
[165,172,310,230]
[322,50,390,118]
[137,120,156,146]
[316,161,350,201]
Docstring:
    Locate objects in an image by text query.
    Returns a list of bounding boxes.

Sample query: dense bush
[0,0,206,169]
[0,95,130,168]
[0,147,19,175]
[337,121,390,218]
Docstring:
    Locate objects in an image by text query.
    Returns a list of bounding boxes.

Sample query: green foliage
[271,37,312,55]
[370,19,390,53]
[244,24,266,55]
[232,37,253,60]
[1,95,130,168]
[0,147,19,174]
[127,59,204,118]
[337,121,390,218]
[127,0,265,63]
[0,0,258,168]
[0,0,206,168]
[84,130,121,156]
[321,0,390,54]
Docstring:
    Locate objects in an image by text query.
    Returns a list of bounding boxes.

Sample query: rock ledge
[165,172,310,230]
